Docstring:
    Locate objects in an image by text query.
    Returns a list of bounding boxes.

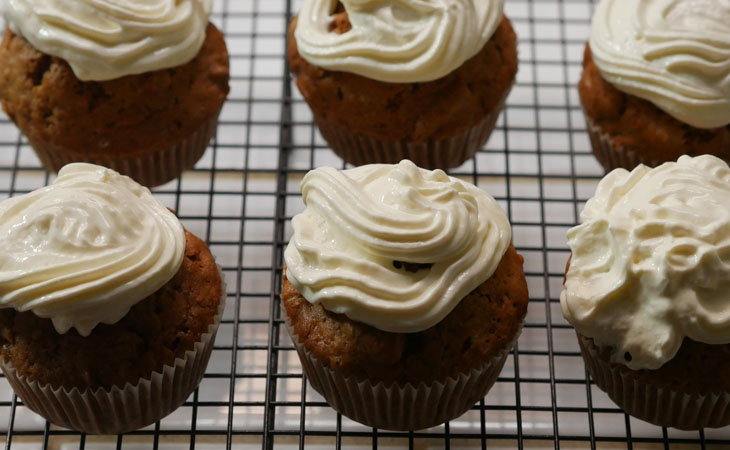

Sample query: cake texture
[0,0,230,186]
[283,161,528,430]
[287,0,517,169]
[580,0,730,171]
[0,163,225,434]
[561,155,730,429]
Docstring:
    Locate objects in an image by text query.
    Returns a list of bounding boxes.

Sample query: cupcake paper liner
[583,113,662,172]
[27,108,222,188]
[0,268,227,435]
[577,333,730,430]
[314,88,512,170]
[285,317,516,431]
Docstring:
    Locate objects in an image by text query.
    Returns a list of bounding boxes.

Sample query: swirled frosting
[589,0,730,129]
[294,0,504,83]
[1,0,211,81]
[284,160,511,333]
[561,155,730,370]
[0,163,185,336]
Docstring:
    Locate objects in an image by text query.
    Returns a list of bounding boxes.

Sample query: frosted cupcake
[0,163,225,434]
[579,0,730,170]
[282,160,528,430]
[561,155,730,429]
[0,0,229,187]
[288,0,518,169]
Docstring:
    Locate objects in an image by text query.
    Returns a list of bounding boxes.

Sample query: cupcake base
[27,110,221,188]
[0,270,226,435]
[584,114,661,172]
[577,333,730,430]
[286,318,513,431]
[315,89,509,170]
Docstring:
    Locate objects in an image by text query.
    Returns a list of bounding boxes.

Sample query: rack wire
[1,0,729,448]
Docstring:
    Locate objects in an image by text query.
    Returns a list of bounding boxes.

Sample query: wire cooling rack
[1,0,730,449]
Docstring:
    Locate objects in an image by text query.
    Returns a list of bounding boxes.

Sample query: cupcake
[282,160,528,430]
[579,0,730,171]
[0,163,225,434]
[287,0,517,169]
[561,155,730,429]
[0,0,230,187]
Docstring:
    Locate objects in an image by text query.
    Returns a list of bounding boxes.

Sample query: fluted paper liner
[285,317,516,431]
[577,333,730,430]
[0,268,226,435]
[314,87,512,170]
[583,113,662,172]
[27,108,221,188]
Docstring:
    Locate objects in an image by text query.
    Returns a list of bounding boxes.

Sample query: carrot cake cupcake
[282,160,528,430]
[579,0,730,171]
[0,0,230,187]
[0,163,225,434]
[561,155,730,429]
[288,0,518,169]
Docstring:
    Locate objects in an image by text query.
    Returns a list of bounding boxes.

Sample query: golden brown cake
[561,155,730,430]
[579,47,730,170]
[0,230,222,391]
[0,163,225,434]
[287,1,517,169]
[0,2,230,187]
[282,161,528,430]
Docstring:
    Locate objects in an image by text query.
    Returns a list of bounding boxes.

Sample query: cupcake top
[561,155,730,370]
[284,160,511,333]
[0,163,185,336]
[589,0,730,129]
[294,0,504,83]
[1,0,211,81]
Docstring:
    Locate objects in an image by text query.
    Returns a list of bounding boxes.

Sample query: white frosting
[561,155,730,370]
[0,163,185,336]
[589,0,730,129]
[294,0,504,83]
[284,160,511,333]
[1,0,211,81]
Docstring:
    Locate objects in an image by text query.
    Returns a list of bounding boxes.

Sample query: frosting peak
[589,0,730,129]
[294,0,504,83]
[284,160,511,333]
[561,155,730,370]
[0,163,186,336]
[1,0,211,81]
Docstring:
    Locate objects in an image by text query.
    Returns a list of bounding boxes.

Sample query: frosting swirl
[0,163,185,336]
[1,0,211,81]
[294,0,504,83]
[561,155,730,370]
[284,160,511,333]
[589,0,730,129]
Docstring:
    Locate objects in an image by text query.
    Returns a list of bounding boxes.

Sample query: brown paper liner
[285,317,516,431]
[583,113,663,172]
[314,87,512,170]
[0,269,226,435]
[26,108,221,188]
[577,333,730,430]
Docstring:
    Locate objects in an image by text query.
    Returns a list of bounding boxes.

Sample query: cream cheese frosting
[284,160,511,333]
[294,0,504,83]
[561,155,730,370]
[1,0,211,81]
[0,163,185,336]
[589,0,730,129]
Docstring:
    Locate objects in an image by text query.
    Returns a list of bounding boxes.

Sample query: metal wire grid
[0,0,729,449]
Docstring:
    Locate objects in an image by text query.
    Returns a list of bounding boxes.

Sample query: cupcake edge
[577,333,730,430]
[0,267,226,435]
[285,313,518,431]
[314,85,511,170]
[27,108,222,187]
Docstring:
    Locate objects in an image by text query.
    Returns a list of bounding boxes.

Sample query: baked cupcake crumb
[0,230,222,391]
